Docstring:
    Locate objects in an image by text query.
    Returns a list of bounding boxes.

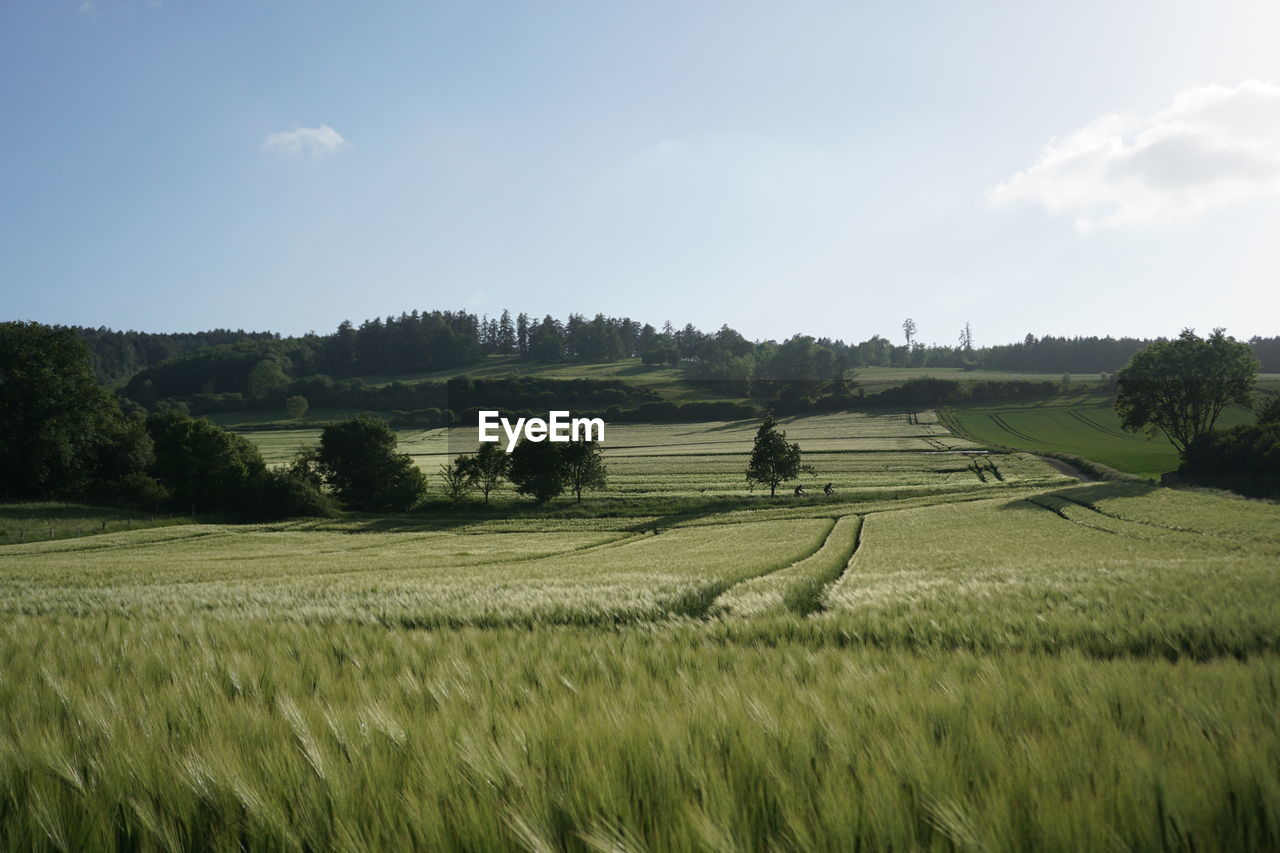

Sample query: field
[944,395,1258,479]
[2,411,1278,849]
[245,411,1053,501]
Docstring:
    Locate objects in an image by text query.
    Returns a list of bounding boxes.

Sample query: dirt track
[1038,456,1101,482]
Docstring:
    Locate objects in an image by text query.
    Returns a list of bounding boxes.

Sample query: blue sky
[4,1,1280,346]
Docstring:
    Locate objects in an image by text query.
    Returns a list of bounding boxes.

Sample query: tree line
[66,310,1280,405]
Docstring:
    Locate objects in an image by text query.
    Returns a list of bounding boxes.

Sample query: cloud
[262,125,348,158]
[990,80,1280,230]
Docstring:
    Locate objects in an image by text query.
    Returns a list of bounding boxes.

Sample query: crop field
[245,411,1055,501]
[944,395,1258,479]
[2,410,1278,849]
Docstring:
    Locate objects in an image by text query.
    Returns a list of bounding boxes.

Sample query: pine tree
[498,310,516,355]
[516,313,530,358]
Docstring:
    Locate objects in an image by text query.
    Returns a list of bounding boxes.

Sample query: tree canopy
[1115,329,1258,455]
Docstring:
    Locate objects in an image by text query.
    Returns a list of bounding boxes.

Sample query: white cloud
[990,80,1280,230]
[262,125,348,158]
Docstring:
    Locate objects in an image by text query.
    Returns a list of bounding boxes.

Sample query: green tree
[315,414,426,511]
[288,447,325,490]
[247,358,289,400]
[146,410,267,510]
[0,322,139,498]
[1115,329,1259,455]
[86,408,161,505]
[285,395,309,420]
[438,454,478,502]
[509,439,565,503]
[1256,395,1280,425]
[471,442,511,504]
[561,439,607,503]
[746,416,814,497]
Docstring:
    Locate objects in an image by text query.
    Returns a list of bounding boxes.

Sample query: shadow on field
[702,419,768,433]
[998,481,1158,514]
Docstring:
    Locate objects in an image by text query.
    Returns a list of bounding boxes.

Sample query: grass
[2,408,1279,849]
[943,394,1257,479]
[0,502,190,547]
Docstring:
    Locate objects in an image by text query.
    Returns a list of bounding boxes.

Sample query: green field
[944,395,1258,479]
[2,411,1278,849]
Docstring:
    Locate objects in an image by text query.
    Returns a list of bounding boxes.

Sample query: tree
[509,438,565,502]
[498,310,517,354]
[958,322,974,352]
[438,454,478,502]
[1115,328,1258,456]
[285,395,309,420]
[902,318,917,347]
[87,408,159,504]
[146,409,266,510]
[516,312,530,358]
[1256,395,1280,425]
[0,321,135,498]
[471,442,511,504]
[247,358,290,400]
[561,439,607,502]
[315,414,427,511]
[746,416,814,497]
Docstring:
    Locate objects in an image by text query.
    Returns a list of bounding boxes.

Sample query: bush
[239,470,336,521]
[1257,395,1280,425]
[89,472,170,509]
[1180,423,1280,497]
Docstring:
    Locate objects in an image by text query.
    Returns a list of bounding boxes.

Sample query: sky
[4,1,1280,347]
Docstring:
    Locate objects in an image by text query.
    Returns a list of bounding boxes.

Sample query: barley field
[1,410,1278,850]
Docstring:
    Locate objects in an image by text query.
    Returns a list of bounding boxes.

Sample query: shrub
[239,470,336,521]
[1180,423,1280,497]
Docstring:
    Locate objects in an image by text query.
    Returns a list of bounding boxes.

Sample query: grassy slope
[0,502,192,547]
[944,394,1257,479]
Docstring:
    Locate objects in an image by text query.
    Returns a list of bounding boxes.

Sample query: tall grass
[0,619,1277,851]
[2,412,1279,849]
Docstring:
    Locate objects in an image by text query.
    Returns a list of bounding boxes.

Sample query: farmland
[944,394,1259,479]
[1,409,1278,849]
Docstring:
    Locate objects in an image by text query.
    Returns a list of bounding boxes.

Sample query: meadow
[1,409,1278,849]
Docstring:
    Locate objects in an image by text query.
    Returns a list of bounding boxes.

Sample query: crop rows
[3,408,1279,850]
